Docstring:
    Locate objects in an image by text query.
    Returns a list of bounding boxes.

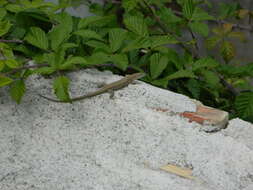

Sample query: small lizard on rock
[38,72,145,103]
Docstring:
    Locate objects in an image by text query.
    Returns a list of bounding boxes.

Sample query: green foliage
[235,92,253,121]
[0,0,252,123]
[24,27,48,50]
[53,76,71,102]
[10,79,25,104]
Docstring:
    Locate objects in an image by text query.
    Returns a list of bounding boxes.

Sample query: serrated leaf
[150,53,168,79]
[201,70,220,88]
[122,37,151,52]
[5,4,22,13]
[191,8,215,21]
[122,0,138,11]
[193,57,219,71]
[189,22,209,37]
[10,80,25,104]
[206,36,221,49]
[60,56,87,70]
[0,20,12,37]
[151,77,169,88]
[85,40,110,52]
[49,25,71,50]
[110,54,128,71]
[218,2,239,19]
[74,29,103,41]
[78,15,115,29]
[159,7,182,24]
[186,79,200,99]
[220,41,235,62]
[0,8,6,20]
[150,35,178,48]
[0,76,13,87]
[25,27,48,50]
[166,70,196,81]
[49,13,72,50]
[61,43,78,50]
[124,16,148,37]
[5,59,19,68]
[183,0,194,19]
[87,52,111,65]
[53,76,70,102]
[109,28,128,52]
[235,92,253,119]
[33,67,55,75]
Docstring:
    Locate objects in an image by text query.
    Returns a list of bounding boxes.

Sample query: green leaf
[87,52,111,65]
[0,20,12,37]
[235,92,253,119]
[5,4,22,13]
[122,0,139,11]
[193,57,219,71]
[201,70,220,88]
[183,0,194,19]
[0,8,6,20]
[150,35,178,48]
[122,37,151,52]
[5,59,19,69]
[218,2,239,19]
[150,53,168,79]
[166,70,196,81]
[85,40,110,52]
[33,67,56,75]
[0,60,5,71]
[186,79,200,99]
[49,13,72,50]
[24,27,48,50]
[53,76,70,102]
[0,76,13,87]
[220,41,235,62]
[124,16,148,37]
[159,7,182,24]
[74,29,103,41]
[10,80,25,104]
[109,28,128,52]
[191,8,215,21]
[61,43,78,50]
[151,77,169,88]
[78,15,115,29]
[0,43,14,59]
[189,22,209,37]
[60,56,87,70]
[110,54,128,71]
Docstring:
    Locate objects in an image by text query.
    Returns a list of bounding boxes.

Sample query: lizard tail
[38,94,72,103]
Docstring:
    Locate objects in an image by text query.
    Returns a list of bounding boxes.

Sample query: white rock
[0,70,252,190]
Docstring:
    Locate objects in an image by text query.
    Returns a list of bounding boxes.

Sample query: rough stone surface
[0,70,253,190]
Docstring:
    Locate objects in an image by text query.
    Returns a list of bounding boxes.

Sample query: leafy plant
[0,0,253,123]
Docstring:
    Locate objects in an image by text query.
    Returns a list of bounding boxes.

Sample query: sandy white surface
[0,70,252,190]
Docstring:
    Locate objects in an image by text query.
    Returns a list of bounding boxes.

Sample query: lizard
[38,72,146,103]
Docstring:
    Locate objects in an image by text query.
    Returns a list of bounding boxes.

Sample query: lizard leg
[108,90,115,99]
[131,81,141,85]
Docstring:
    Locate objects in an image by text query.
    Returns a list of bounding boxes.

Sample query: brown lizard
[38,72,145,103]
